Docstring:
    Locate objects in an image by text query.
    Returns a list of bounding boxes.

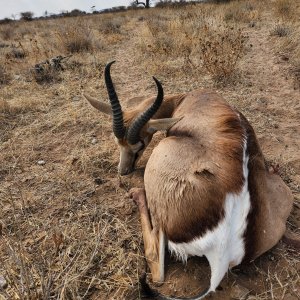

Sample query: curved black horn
[105,61,126,139]
[126,77,164,145]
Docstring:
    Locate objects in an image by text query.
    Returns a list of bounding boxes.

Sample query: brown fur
[121,89,293,260]
[122,89,293,258]
[239,113,293,261]
[144,90,246,243]
[124,94,186,125]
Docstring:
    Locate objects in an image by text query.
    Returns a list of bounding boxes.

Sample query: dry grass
[0,14,140,296]
[272,1,300,87]
[0,65,11,85]
[273,0,296,20]
[198,25,246,82]
[270,24,290,37]
[57,21,95,54]
[5,42,28,59]
[0,1,299,299]
[223,0,260,24]
[137,7,247,82]
[0,188,142,299]
[0,24,16,40]
[100,18,123,35]
[0,93,144,298]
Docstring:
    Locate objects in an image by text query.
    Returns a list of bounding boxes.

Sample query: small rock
[268,254,275,261]
[85,190,95,197]
[94,178,104,185]
[91,138,97,144]
[231,284,250,299]
[72,96,80,101]
[0,275,7,289]
[249,21,255,28]
[14,75,21,80]
[281,55,289,61]
[257,97,268,105]
[37,160,46,166]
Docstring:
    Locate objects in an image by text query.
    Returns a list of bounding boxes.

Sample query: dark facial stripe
[132,141,145,169]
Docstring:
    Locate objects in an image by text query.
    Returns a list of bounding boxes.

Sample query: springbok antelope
[84,61,294,299]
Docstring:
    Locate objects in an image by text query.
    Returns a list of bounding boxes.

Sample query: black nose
[120,168,134,176]
[120,170,129,176]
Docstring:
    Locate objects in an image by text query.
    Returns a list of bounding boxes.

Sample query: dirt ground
[0,1,299,299]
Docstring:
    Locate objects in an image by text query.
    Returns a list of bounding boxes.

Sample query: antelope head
[84,61,179,175]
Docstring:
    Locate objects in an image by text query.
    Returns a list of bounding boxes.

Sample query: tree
[20,11,34,21]
[0,18,13,24]
[135,0,150,8]
[69,9,86,17]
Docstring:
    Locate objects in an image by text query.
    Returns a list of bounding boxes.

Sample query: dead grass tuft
[138,10,246,82]
[270,24,291,37]
[0,97,47,116]
[274,0,295,20]
[223,1,260,24]
[198,25,247,82]
[100,18,122,35]
[0,99,11,113]
[5,43,28,59]
[0,24,16,40]
[58,21,94,54]
[32,66,62,84]
[0,65,12,86]
[276,21,300,87]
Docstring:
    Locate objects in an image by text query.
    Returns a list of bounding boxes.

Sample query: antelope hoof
[268,163,280,174]
[129,188,146,207]
[283,231,300,249]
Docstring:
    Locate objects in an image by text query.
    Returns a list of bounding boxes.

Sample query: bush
[137,10,247,82]
[9,48,27,59]
[32,64,62,84]
[5,43,27,59]
[58,22,94,53]
[198,26,247,82]
[274,0,294,19]
[223,1,259,23]
[0,18,13,25]
[32,56,69,84]
[155,1,197,8]
[20,11,34,21]
[100,18,122,34]
[270,24,290,37]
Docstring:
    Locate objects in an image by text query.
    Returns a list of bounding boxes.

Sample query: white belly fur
[168,142,250,294]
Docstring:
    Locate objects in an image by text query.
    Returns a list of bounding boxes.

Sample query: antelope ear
[147,117,182,133]
[83,93,111,115]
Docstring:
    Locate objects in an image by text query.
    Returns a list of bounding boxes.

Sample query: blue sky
[0,0,135,19]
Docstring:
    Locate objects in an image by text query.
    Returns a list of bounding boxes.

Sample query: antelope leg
[129,188,165,284]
